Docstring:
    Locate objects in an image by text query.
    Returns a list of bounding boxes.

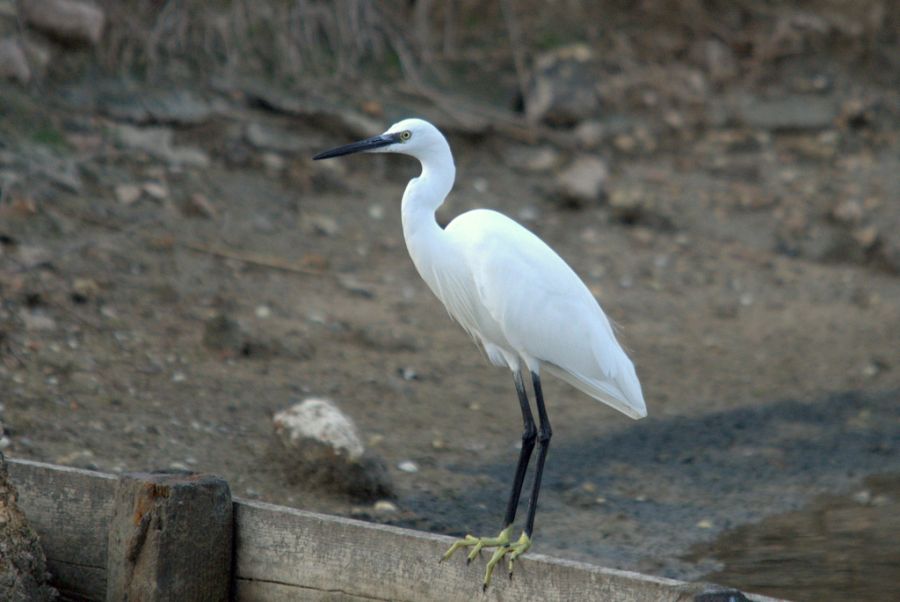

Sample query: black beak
[313,133,398,160]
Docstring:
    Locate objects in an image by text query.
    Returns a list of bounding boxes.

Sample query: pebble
[374,500,398,513]
[142,181,168,200]
[19,309,56,331]
[261,152,285,172]
[307,214,339,237]
[504,145,562,173]
[555,155,609,205]
[397,460,419,473]
[255,305,272,319]
[185,192,216,218]
[115,183,142,205]
[574,121,605,148]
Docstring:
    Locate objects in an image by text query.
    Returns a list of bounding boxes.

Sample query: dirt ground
[2,54,899,599]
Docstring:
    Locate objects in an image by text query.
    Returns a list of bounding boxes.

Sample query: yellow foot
[440,528,532,589]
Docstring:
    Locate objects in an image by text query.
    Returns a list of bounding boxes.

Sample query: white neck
[400,140,456,287]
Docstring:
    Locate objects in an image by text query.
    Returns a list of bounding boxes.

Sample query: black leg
[502,370,537,528]
[524,371,552,537]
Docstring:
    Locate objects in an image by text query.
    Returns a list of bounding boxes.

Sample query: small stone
[397,460,419,473]
[556,155,608,206]
[115,183,142,205]
[613,134,637,153]
[505,145,562,173]
[16,245,51,269]
[852,225,878,250]
[830,199,863,225]
[573,121,605,148]
[367,204,384,220]
[255,305,272,319]
[19,309,56,331]
[337,275,375,299]
[307,214,338,237]
[861,363,878,378]
[261,152,285,172]
[202,314,244,355]
[851,490,871,505]
[245,122,307,153]
[696,519,714,529]
[142,182,168,200]
[185,192,216,218]
[21,0,106,46]
[738,95,838,131]
[373,500,398,513]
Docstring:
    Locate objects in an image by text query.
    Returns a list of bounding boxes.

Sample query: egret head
[313,118,449,163]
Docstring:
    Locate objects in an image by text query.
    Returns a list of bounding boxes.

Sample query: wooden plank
[106,471,233,602]
[234,499,779,602]
[7,458,116,601]
[7,459,783,602]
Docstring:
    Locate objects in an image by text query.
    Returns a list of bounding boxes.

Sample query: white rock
[273,398,364,461]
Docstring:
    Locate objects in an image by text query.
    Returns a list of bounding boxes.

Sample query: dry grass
[88,0,896,92]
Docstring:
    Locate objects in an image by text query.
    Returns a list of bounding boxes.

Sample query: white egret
[313,118,646,587]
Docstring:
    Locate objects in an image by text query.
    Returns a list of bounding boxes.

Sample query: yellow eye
[400,130,412,141]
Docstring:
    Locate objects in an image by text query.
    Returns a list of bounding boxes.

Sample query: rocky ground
[1,4,899,600]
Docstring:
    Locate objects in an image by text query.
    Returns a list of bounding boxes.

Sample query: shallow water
[691,473,900,601]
